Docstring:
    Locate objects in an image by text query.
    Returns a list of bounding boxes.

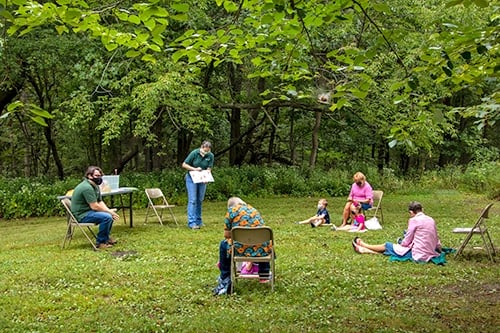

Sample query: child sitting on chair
[240,261,259,275]
[296,198,330,228]
[334,202,366,232]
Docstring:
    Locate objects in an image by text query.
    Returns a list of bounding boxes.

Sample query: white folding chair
[365,190,384,224]
[230,226,275,293]
[60,198,97,251]
[453,203,495,262]
[145,188,178,226]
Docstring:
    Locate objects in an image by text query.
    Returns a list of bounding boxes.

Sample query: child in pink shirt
[334,202,366,232]
[240,261,259,275]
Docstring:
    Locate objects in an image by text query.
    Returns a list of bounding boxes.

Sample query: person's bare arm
[182,162,201,172]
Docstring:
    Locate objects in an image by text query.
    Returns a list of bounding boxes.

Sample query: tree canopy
[0,0,498,177]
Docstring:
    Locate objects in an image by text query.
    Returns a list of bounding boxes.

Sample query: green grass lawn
[0,191,498,332]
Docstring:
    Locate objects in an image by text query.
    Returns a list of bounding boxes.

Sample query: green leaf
[104,42,118,51]
[172,50,185,63]
[223,1,239,12]
[390,81,406,92]
[55,25,68,34]
[65,8,82,20]
[171,3,189,12]
[7,100,23,112]
[129,15,141,25]
[351,89,368,99]
[144,18,156,31]
[29,105,54,119]
[141,54,156,63]
[125,50,141,58]
[29,116,48,127]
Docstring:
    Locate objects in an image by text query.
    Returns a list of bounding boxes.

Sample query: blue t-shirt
[317,208,330,224]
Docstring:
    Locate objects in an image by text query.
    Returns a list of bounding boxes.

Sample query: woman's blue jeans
[185,173,207,228]
[80,211,113,245]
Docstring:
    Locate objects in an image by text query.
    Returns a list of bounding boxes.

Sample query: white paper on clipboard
[189,170,214,183]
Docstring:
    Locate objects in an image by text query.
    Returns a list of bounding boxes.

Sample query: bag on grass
[365,217,383,230]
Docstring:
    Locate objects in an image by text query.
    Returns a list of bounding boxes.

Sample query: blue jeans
[218,240,270,280]
[185,173,207,228]
[81,211,113,245]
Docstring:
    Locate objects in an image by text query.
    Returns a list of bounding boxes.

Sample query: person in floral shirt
[213,197,271,295]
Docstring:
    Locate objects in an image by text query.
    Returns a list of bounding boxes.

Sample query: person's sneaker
[213,277,232,296]
[331,225,337,231]
[97,243,112,250]
[190,225,200,230]
[107,238,117,245]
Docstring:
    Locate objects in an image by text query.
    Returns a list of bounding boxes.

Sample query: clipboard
[189,170,214,183]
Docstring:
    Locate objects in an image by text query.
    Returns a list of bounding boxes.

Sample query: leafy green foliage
[1,164,499,219]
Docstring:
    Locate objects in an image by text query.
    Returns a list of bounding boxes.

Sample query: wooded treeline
[0,0,498,178]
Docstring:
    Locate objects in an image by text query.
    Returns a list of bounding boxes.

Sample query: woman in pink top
[339,172,373,227]
[351,201,442,262]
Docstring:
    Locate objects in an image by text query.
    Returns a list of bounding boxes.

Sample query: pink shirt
[349,181,373,205]
[395,212,441,262]
[352,214,366,231]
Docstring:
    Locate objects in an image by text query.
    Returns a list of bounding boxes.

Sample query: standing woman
[339,172,373,228]
[182,141,214,229]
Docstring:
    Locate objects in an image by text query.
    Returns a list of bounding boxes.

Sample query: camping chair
[230,226,275,293]
[453,203,496,262]
[364,190,384,224]
[60,198,98,251]
[145,188,178,226]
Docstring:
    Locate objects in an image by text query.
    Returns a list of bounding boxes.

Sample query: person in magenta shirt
[339,172,373,227]
[334,201,366,232]
[351,201,442,262]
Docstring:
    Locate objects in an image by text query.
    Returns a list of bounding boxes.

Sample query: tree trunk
[309,110,322,169]
[44,120,65,179]
[228,63,243,166]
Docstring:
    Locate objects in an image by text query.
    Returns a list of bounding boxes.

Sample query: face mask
[92,177,103,185]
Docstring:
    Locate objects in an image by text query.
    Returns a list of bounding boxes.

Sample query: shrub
[0,164,497,219]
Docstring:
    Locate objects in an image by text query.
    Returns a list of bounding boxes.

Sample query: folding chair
[60,198,98,251]
[365,190,384,224]
[453,203,495,262]
[230,226,275,293]
[145,188,178,226]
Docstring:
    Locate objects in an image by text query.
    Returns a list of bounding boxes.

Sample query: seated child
[334,202,366,232]
[296,198,330,228]
[240,261,259,275]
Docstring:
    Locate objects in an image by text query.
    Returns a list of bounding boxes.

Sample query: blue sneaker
[213,277,232,296]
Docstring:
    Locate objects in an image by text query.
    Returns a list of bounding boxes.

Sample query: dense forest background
[0,0,498,179]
